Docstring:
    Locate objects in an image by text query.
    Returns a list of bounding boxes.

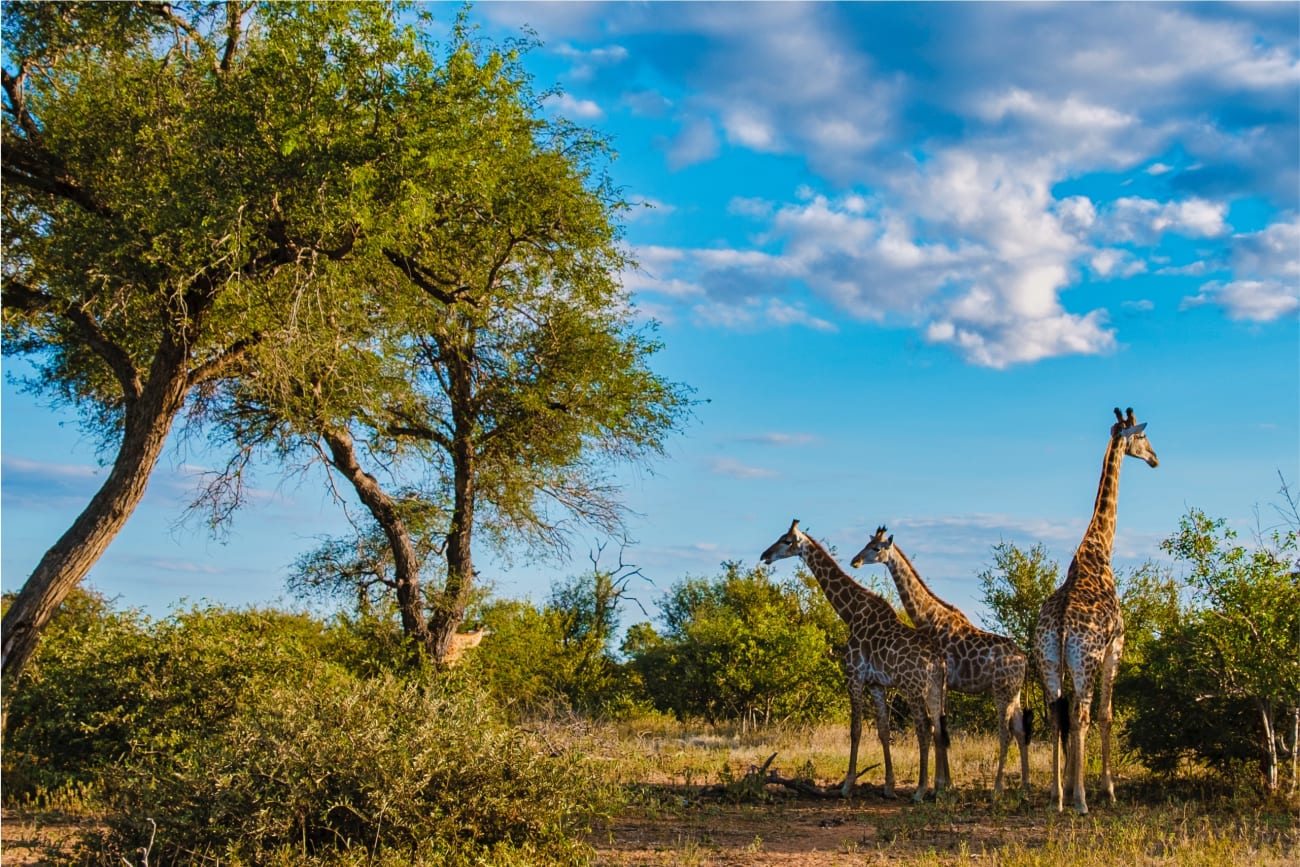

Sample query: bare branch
[187,334,261,386]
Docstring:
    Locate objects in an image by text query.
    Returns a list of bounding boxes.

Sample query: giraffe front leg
[912,703,932,802]
[872,686,896,799]
[842,674,864,797]
[1098,637,1123,805]
[992,692,1013,798]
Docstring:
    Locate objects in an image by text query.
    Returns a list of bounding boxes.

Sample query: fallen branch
[698,752,884,800]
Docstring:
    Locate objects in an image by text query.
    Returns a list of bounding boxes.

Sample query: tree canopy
[215,22,692,663]
[1,2,424,681]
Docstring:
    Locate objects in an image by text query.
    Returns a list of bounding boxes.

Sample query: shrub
[2,589,156,800]
[98,665,613,865]
[624,562,846,728]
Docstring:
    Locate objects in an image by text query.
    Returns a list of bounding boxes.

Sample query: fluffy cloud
[544,92,604,120]
[1182,218,1300,321]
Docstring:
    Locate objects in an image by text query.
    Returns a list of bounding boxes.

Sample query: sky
[3,2,1298,633]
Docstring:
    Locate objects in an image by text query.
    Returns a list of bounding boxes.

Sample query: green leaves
[626,563,847,727]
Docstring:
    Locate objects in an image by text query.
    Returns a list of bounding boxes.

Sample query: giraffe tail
[1051,696,1070,746]
[1022,707,1034,746]
[939,714,951,749]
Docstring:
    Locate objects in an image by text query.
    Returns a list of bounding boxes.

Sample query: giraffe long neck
[1075,433,1126,575]
[800,537,880,625]
[883,546,967,631]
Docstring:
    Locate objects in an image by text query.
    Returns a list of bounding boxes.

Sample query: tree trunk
[431,434,474,661]
[1,349,190,687]
[1256,697,1279,792]
[429,345,476,661]
[322,427,434,663]
[1290,706,1298,794]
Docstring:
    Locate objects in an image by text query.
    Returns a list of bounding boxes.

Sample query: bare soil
[1,807,104,865]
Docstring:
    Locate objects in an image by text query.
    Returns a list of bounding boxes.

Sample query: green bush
[99,665,612,865]
[624,562,846,727]
[2,589,156,799]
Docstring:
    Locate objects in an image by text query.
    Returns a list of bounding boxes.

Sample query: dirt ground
[1,807,102,865]
[0,796,1040,866]
[587,785,1049,866]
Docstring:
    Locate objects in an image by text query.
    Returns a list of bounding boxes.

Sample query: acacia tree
[218,25,692,663]
[1152,509,1299,790]
[1,3,416,682]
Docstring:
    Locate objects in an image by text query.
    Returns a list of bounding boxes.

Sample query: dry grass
[580,717,1300,866]
[4,717,1296,866]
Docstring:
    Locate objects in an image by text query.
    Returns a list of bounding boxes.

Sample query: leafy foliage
[4,592,614,864]
[1123,508,1300,789]
[469,561,647,718]
[624,562,847,728]
[101,667,609,866]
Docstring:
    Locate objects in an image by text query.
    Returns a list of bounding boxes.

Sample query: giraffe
[852,526,1032,798]
[1034,407,1158,814]
[761,519,950,801]
[444,626,492,667]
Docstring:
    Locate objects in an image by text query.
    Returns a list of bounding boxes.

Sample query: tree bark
[321,427,434,663]
[427,336,477,661]
[1,344,191,686]
[1256,697,1279,792]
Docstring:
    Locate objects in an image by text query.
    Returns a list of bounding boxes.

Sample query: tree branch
[187,334,261,386]
[219,1,244,73]
[3,280,143,400]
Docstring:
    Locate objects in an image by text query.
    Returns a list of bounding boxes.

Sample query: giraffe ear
[886,535,895,548]
[1120,422,1147,437]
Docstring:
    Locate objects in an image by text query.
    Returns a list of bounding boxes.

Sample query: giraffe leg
[1070,690,1093,815]
[1098,636,1123,805]
[992,689,1013,797]
[1011,694,1032,797]
[912,702,932,802]
[1039,653,1066,812]
[843,674,864,797]
[872,687,896,799]
[931,684,950,794]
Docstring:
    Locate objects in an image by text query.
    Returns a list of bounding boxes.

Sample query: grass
[5,716,1297,865]
[581,716,1300,866]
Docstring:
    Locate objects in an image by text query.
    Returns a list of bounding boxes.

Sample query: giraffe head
[760,518,811,565]
[850,525,894,569]
[1112,407,1159,467]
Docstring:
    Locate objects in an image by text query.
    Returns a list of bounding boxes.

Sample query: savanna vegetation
[2,2,1297,865]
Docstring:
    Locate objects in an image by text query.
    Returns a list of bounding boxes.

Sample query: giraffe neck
[882,545,969,631]
[1075,432,1126,575]
[800,536,881,624]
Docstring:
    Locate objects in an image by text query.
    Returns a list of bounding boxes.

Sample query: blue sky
[3,2,1297,630]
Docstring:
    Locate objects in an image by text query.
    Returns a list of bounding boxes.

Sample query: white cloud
[1229,218,1300,281]
[665,116,719,170]
[729,432,818,447]
[708,456,778,480]
[1089,249,1148,279]
[545,92,604,120]
[1103,196,1229,242]
[1183,280,1299,322]
[1182,217,1300,321]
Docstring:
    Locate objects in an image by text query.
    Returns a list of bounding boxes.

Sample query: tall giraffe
[852,527,1032,797]
[761,519,950,801]
[1035,407,1158,814]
